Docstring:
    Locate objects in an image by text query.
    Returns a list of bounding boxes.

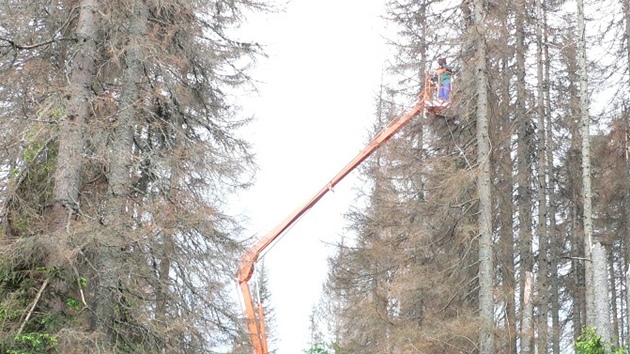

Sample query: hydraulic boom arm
[237,98,426,354]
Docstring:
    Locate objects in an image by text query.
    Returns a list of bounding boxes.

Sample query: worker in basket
[432,58,456,102]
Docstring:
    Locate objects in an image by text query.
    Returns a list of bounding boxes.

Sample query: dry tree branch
[0,6,78,51]
[0,36,61,50]
[17,277,50,335]
[72,266,88,307]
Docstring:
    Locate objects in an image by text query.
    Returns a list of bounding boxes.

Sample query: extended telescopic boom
[237,96,427,354]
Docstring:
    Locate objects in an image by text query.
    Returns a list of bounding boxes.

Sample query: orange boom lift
[237,78,448,353]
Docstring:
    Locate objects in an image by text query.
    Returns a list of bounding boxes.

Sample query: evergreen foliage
[0,0,266,352]
[576,328,627,354]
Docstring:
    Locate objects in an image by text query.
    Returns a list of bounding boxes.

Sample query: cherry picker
[236,72,451,354]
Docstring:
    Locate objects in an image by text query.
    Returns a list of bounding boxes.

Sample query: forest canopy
[1,0,630,353]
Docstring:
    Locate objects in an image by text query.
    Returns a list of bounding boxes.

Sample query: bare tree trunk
[626,267,630,349]
[412,11,427,201]
[498,55,516,354]
[51,0,100,231]
[535,0,548,350]
[610,252,619,346]
[473,0,494,351]
[624,0,630,348]
[626,105,630,352]
[543,4,560,352]
[521,271,534,353]
[548,138,560,354]
[626,0,630,71]
[592,243,612,346]
[573,210,586,341]
[515,0,533,352]
[577,0,612,345]
[577,0,596,328]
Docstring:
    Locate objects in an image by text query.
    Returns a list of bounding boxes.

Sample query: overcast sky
[236,1,392,353]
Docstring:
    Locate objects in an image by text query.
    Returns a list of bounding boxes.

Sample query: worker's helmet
[438,58,447,65]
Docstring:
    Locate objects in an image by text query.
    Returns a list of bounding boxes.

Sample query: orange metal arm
[236,98,426,354]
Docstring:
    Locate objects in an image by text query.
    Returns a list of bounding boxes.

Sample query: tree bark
[51,0,100,231]
[521,271,534,353]
[97,0,148,342]
[515,0,533,352]
[626,0,630,72]
[609,251,619,346]
[624,0,630,347]
[573,208,586,341]
[592,242,612,347]
[543,3,560,351]
[535,0,548,350]
[473,0,494,351]
[626,267,630,349]
[498,53,516,354]
[577,0,596,328]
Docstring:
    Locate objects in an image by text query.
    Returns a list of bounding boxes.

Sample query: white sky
[236,1,392,353]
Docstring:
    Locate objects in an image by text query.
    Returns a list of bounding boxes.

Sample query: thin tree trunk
[157,237,173,318]
[547,135,560,354]
[543,3,560,351]
[624,0,630,347]
[515,0,533,352]
[535,0,548,350]
[626,0,630,71]
[563,37,586,343]
[413,8,426,201]
[521,271,535,353]
[473,0,494,350]
[51,0,100,231]
[577,0,596,328]
[610,251,619,346]
[157,165,179,320]
[626,105,630,351]
[592,242,612,346]
[573,206,585,341]
[499,54,516,354]
[626,267,630,349]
